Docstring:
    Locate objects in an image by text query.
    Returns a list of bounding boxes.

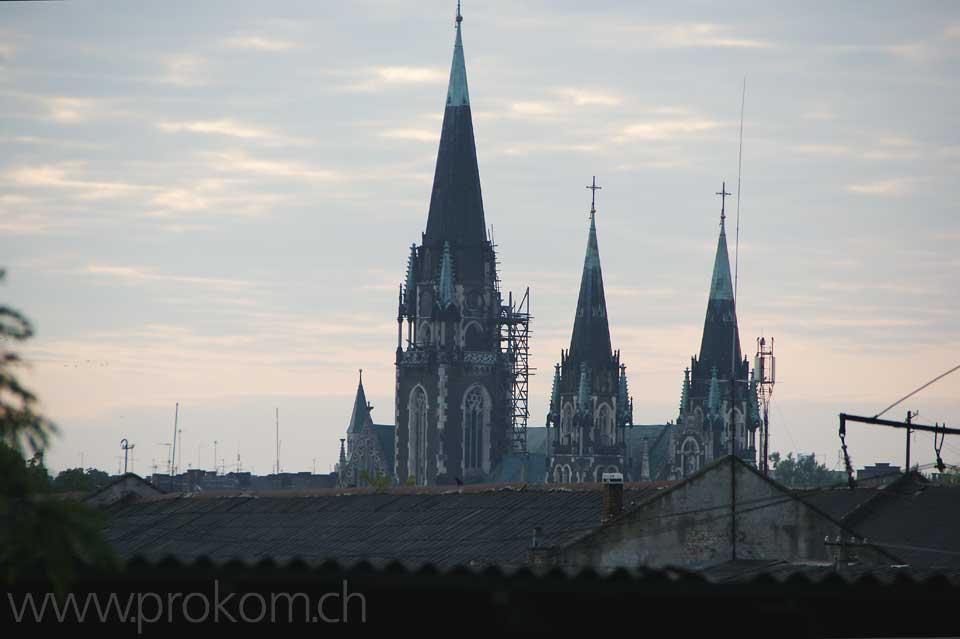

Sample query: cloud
[158,119,274,139]
[159,54,207,87]
[379,128,438,143]
[223,35,297,51]
[792,144,852,157]
[42,97,98,123]
[603,23,774,50]
[85,264,254,291]
[621,117,721,140]
[336,66,446,92]
[846,177,915,195]
[510,101,557,116]
[555,88,620,106]
[206,151,340,181]
[5,164,152,199]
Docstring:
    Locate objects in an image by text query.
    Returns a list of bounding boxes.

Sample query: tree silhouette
[0,269,115,594]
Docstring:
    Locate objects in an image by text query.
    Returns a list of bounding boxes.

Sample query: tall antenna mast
[275,407,280,475]
[730,79,746,459]
[170,402,179,475]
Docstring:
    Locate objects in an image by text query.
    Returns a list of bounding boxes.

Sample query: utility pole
[120,438,135,474]
[905,410,918,473]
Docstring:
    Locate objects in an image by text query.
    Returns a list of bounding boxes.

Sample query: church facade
[392,11,515,486]
[545,185,633,483]
[336,372,396,488]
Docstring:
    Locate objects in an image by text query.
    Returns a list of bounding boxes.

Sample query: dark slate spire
[347,370,373,434]
[568,179,613,368]
[697,191,742,380]
[423,7,486,252]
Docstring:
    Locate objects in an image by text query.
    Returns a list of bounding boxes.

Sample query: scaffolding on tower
[498,287,533,454]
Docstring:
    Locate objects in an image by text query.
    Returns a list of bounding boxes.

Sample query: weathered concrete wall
[557,459,864,569]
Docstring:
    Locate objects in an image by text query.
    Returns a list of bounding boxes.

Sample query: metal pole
[905,411,912,473]
[171,402,179,475]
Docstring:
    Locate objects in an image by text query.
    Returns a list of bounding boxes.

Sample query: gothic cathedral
[394,12,513,486]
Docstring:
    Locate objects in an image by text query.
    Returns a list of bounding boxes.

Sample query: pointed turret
[567,192,613,369]
[438,241,456,308]
[347,370,373,434]
[697,188,742,380]
[707,366,721,418]
[680,367,691,413]
[577,363,591,415]
[549,363,561,418]
[617,364,630,422]
[403,244,417,313]
[423,7,486,263]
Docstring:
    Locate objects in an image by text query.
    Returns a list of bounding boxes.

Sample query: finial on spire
[716,181,731,227]
[359,368,363,384]
[586,176,601,219]
[456,1,462,26]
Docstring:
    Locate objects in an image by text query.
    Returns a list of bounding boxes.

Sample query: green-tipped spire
[347,369,373,434]
[446,4,470,107]
[568,178,612,367]
[438,241,456,308]
[707,366,721,418]
[709,213,735,302]
[577,363,591,415]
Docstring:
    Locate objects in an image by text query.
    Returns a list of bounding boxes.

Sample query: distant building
[336,371,396,487]
[857,462,902,482]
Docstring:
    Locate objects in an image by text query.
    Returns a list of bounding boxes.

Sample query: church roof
[696,206,743,381]
[567,205,612,369]
[423,11,486,252]
[347,372,373,435]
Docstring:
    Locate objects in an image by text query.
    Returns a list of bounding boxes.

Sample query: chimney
[527,526,555,567]
[601,472,624,523]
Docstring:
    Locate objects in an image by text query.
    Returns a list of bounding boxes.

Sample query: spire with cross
[716,181,731,227]
[586,175,601,219]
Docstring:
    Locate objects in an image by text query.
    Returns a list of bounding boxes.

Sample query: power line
[874,363,960,419]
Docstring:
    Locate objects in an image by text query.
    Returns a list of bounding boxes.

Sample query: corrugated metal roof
[104,483,670,569]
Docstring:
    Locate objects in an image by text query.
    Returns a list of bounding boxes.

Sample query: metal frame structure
[755,336,775,474]
[499,288,533,454]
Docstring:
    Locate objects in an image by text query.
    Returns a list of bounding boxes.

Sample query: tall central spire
[423,5,486,258]
[568,177,612,367]
[697,184,741,378]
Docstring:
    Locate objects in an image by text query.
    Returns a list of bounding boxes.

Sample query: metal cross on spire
[716,181,731,225]
[456,1,462,25]
[587,175,601,218]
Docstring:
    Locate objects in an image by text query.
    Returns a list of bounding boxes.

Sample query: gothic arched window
[681,436,701,477]
[463,322,483,350]
[408,387,428,485]
[597,403,614,447]
[463,386,486,471]
[560,403,573,447]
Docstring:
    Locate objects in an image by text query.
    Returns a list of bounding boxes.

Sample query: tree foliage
[769,451,844,488]
[52,467,111,493]
[0,269,115,593]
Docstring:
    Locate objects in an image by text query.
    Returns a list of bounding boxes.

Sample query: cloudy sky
[2,1,958,477]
